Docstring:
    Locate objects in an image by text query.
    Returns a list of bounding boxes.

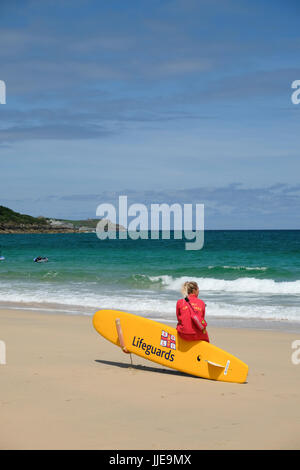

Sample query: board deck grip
[115,318,129,353]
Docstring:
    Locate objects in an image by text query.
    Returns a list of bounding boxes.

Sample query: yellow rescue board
[93,309,248,384]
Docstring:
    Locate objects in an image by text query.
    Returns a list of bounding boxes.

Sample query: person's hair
[181,281,199,298]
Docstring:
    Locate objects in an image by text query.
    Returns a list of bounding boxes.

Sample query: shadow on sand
[94,359,196,379]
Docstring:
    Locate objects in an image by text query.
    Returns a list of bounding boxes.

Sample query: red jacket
[176,294,209,342]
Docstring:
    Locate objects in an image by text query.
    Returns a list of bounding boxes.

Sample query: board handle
[115,319,130,354]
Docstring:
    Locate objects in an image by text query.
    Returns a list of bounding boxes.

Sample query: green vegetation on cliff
[0,206,122,233]
[0,206,47,227]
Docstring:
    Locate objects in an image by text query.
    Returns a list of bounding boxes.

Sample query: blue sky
[0,0,300,228]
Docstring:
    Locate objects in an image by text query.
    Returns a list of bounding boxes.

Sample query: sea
[0,230,300,331]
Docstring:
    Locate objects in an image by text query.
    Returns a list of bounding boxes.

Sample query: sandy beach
[0,308,300,450]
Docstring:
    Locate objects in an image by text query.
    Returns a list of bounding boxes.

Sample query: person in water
[176,281,209,343]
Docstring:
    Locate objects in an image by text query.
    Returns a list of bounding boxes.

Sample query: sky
[0,0,300,228]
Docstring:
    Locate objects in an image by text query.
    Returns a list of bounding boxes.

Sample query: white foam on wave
[0,282,175,315]
[208,266,268,271]
[207,302,300,322]
[149,275,300,295]
[1,281,300,322]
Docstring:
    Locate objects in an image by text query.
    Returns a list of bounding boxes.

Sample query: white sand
[1,308,300,449]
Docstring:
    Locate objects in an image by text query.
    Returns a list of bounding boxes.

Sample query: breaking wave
[147,275,300,295]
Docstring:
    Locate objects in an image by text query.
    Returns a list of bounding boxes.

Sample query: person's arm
[191,313,205,331]
[200,302,207,328]
[188,300,207,331]
[176,300,181,322]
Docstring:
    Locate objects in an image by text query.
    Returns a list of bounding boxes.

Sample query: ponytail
[181,281,199,298]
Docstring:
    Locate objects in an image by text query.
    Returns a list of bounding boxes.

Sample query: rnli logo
[160,330,176,350]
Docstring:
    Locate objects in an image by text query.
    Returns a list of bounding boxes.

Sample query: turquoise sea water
[0,231,299,325]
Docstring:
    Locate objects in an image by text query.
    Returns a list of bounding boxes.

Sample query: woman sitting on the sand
[176,281,209,343]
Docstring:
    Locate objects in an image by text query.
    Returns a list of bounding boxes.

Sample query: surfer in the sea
[176,281,209,343]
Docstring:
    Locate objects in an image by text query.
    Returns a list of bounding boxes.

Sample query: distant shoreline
[0,205,125,234]
[0,229,96,234]
[1,228,300,233]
